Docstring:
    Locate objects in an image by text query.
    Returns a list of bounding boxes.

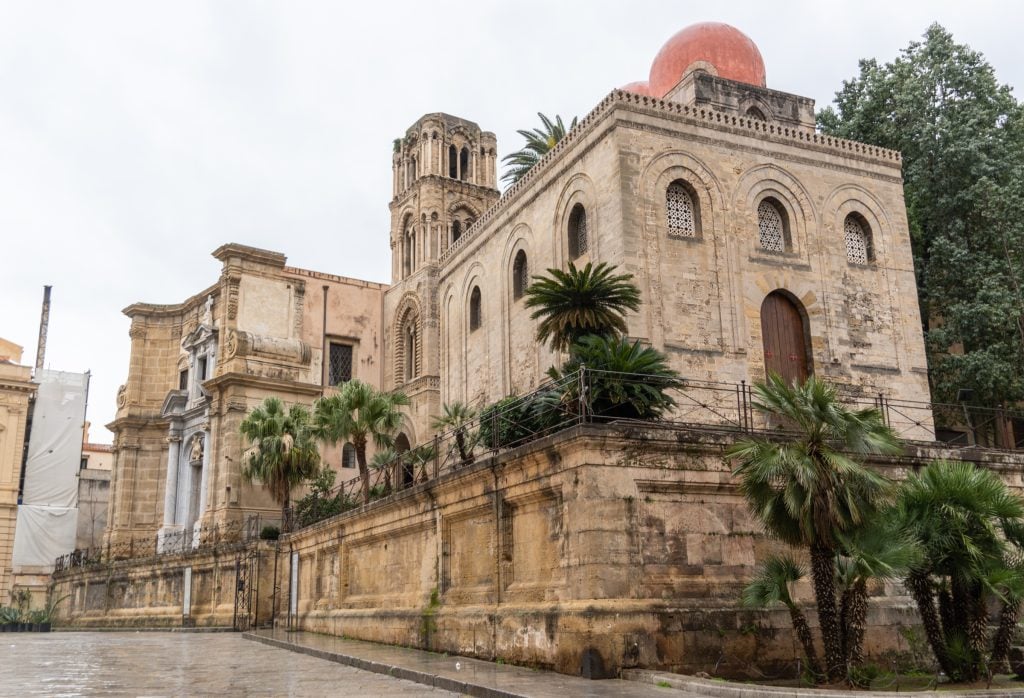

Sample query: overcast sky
[1,1,1020,443]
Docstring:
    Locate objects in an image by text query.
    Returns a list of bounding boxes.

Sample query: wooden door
[760,291,810,384]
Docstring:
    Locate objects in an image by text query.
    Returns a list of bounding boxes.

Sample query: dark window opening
[449,145,458,178]
[342,443,356,469]
[328,343,354,386]
[460,147,470,181]
[568,203,588,259]
[469,287,482,331]
[746,106,767,121]
[179,369,189,391]
[452,219,462,243]
[404,324,417,382]
[197,357,208,382]
[512,250,528,300]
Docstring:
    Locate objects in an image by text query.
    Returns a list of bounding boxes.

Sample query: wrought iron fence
[54,515,272,573]
[286,367,1024,532]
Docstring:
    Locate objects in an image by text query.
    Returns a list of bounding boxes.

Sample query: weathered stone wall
[0,357,34,606]
[51,540,276,629]
[276,425,1024,677]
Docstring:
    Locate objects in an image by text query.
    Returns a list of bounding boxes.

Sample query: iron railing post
[433,435,440,478]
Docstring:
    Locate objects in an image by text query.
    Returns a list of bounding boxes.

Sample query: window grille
[513,251,528,300]
[569,204,588,259]
[342,443,356,469]
[470,287,482,331]
[328,343,353,386]
[667,182,696,237]
[844,215,869,264]
[757,200,785,252]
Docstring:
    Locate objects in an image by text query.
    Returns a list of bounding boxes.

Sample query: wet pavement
[246,628,684,697]
[0,631,463,696]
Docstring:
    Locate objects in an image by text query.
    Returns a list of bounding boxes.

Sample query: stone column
[162,433,181,527]
[198,422,212,521]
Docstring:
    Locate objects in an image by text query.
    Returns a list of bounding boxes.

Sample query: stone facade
[105,244,386,548]
[387,86,931,447]
[0,342,33,606]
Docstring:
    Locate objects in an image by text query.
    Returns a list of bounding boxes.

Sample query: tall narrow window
[757,198,788,253]
[342,443,356,469]
[449,145,458,178]
[568,203,588,259]
[404,324,417,382]
[179,369,189,391]
[452,219,462,243]
[844,214,872,264]
[666,181,697,238]
[512,250,528,300]
[469,286,482,331]
[328,343,353,386]
[197,357,208,381]
[460,147,470,181]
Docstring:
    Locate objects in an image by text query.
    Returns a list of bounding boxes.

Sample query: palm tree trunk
[809,543,844,681]
[788,605,823,681]
[281,490,290,533]
[966,582,988,681]
[989,599,1021,671]
[355,441,370,505]
[906,570,955,677]
[455,429,473,466]
[844,579,869,669]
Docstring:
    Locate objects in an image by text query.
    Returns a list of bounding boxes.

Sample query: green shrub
[259,525,280,540]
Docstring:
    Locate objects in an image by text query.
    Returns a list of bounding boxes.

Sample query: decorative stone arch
[552,172,598,266]
[739,95,773,122]
[500,223,535,300]
[734,164,817,256]
[392,294,423,388]
[459,263,487,335]
[641,151,724,243]
[823,184,891,265]
[448,201,482,246]
[440,283,459,403]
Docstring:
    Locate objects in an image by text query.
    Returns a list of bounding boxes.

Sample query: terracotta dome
[648,22,766,98]
[620,81,652,96]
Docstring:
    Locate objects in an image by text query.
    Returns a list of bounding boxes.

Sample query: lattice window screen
[757,200,785,252]
[342,444,356,469]
[513,253,528,300]
[844,216,869,264]
[328,343,353,386]
[570,207,588,258]
[667,183,696,238]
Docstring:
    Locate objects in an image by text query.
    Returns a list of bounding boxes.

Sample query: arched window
[451,219,462,243]
[757,198,789,253]
[469,286,482,331]
[666,180,698,238]
[512,250,528,300]
[746,106,767,121]
[760,290,811,385]
[844,213,872,264]
[402,220,413,277]
[404,322,417,381]
[449,144,458,178]
[568,203,588,259]
[342,443,356,469]
[460,147,470,181]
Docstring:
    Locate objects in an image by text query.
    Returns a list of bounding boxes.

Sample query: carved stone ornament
[116,384,127,408]
[225,329,239,359]
[189,434,204,464]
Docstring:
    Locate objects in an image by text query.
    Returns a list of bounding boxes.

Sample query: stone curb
[54,626,234,633]
[242,632,529,698]
[622,669,1024,698]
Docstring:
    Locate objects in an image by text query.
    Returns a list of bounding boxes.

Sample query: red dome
[620,81,652,96]
[648,22,766,98]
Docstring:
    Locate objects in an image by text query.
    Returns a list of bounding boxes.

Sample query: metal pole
[34,285,52,374]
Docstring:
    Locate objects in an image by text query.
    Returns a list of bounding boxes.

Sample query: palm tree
[547,335,679,420]
[239,398,322,528]
[894,460,1024,681]
[727,374,901,681]
[835,522,922,671]
[501,112,578,186]
[742,554,823,680]
[523,262,641,353]
[313,380,410,504]
[431,402,477,466]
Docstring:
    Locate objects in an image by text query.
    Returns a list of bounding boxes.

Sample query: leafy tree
[742,554,823,680]
[239,398,322,526]
[431,402,478,466]
[727,375,901,681]
[524,262,641,353]
[501,112,578,186]
[293,467,353,528]
[894,460,1024,681]
[818,23,1024,406]
[547,335,679,420]
[313,380,410,504]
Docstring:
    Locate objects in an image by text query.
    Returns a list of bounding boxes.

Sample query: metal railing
[54,514,273,573]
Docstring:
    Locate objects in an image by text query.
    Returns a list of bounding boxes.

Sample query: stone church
[105,22,932,546]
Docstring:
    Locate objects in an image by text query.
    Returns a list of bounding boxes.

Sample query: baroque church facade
[104,23,932,547]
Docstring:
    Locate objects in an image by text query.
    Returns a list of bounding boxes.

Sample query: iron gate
[233,549,259,631]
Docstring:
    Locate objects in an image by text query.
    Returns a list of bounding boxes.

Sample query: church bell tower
[383,114,500,445]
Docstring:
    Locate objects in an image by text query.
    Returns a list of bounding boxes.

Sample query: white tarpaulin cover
[22,369,88,507]
[11,505,78,567]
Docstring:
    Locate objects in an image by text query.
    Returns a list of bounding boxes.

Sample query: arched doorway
[394,433,414,487]
[760,291,811,385]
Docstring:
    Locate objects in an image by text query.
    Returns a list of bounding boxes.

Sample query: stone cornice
[202,371,323,397]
